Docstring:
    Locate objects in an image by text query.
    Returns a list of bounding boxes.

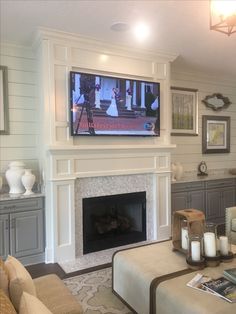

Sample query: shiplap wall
[170,71,236,172]
[0,43,39,186]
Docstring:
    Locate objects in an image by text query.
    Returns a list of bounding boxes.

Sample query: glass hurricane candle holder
[218,235,234,262]
[181,219,188,251]
[186,234,205,270]
[203,222,217,257]
[203,222,220,266]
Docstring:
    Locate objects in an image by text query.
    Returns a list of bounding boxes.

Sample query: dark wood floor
[26,262,111,279]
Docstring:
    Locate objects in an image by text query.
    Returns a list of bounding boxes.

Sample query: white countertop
[0,192,44,202]
[172,172,236,184]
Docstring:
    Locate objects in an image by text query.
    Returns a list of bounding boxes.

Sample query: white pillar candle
[204,232,216,257]
[191,241,201,261]
[181,227,188,250]
[219,236,229,256]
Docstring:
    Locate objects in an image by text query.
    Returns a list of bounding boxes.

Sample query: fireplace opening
[82,191,146,254]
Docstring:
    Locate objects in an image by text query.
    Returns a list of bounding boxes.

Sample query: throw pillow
[0,289,17,314]
[5,255,36,311]
[0,258,9,296]
[19,292,53,314]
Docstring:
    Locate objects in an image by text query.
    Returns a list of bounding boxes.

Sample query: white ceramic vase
[175,162,184,181]
[21,169,36,195]
[5,161,25,194]
[171,163,177,181]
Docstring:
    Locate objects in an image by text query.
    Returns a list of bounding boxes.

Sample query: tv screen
[70,71,160,136]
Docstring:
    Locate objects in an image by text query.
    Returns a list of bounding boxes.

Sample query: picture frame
[202,115,230,154]
[171,87,198,136]
[0,65,9,135]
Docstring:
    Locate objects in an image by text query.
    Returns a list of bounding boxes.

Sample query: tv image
[70,71,160,136]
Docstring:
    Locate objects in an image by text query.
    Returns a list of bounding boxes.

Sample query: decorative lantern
[172,209,205,254]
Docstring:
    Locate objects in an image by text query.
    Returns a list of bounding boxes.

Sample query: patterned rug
[63,267,133,314]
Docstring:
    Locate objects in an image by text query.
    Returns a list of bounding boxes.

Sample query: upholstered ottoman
[155,258,236,314]
[112,241,189,314]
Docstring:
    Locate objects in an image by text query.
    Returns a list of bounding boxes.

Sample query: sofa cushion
[232,218,236,232]
[5,256,36,311]
[0,289,17,314]
[0,258,9,297]
[34,274,83,314]
[19,291,53,314]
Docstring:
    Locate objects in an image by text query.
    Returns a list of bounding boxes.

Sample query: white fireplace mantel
[36,29,177,263]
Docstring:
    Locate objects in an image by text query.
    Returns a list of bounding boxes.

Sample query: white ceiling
[1,0,236,79]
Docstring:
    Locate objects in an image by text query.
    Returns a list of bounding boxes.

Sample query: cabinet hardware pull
[5,219,9,230]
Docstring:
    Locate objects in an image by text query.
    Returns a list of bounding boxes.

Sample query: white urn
[21,169,36,195]
[175,162,184,181]
[5,161,25,194]
[171,163,177,182]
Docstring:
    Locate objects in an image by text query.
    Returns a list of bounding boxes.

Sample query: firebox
[82,191,146,254]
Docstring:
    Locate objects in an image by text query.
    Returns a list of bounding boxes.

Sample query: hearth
[82,191,146,254]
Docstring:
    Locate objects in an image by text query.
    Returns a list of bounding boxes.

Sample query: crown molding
[33,27,178,63]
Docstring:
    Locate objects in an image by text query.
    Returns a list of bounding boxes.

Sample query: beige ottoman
[112,241,189,314]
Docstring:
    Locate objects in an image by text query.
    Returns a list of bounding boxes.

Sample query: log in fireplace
[82,191,146,254]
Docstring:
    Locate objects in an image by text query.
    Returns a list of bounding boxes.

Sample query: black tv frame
[70,71,160,137]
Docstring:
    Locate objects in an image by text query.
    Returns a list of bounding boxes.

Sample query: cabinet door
[206,189,222,222]
[190,190,205,213]
[171,192,188,213]
[10,210,44,258]
[221,187,235,218]
[0,214,10,260]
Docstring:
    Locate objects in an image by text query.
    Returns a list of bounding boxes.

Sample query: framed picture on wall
[0,65,9,135]
[171,87,198,136]
[202,115,230,154]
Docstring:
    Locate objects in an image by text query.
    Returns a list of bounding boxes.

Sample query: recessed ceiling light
[133,22,150,41]
[111,22,130,32]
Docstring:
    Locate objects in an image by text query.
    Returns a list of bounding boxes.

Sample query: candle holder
[204,253,221,267]
[218,235,234,262]
[220,251,234,263]
[203,222,220,267]
[186,234,205,270]
[172,209,205,255]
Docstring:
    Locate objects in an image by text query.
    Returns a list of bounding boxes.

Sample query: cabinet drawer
[0,197,43,213]
[172,181,205,193]
[205,178,235,189]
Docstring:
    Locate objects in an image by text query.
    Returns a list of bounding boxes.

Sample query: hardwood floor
[26,262,111,279]
[26,263,66,279]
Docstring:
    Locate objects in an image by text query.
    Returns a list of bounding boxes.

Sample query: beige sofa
[0,256,83,314]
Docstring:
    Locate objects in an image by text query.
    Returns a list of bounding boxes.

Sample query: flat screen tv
[70,71,160,136]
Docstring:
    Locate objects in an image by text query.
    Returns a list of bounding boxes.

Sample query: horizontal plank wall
[0,43,39,185]
[170,71,236,172]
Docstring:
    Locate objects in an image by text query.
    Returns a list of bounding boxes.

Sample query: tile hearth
[59,240,154,273]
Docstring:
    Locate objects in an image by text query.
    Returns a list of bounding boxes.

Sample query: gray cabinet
[171,178,236,224]
[171,181,205,214]
[205,179,235,224]
[0,214,9,260]
[0,196,44,264]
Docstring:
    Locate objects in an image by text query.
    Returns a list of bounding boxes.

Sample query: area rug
[63,267,133,314]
